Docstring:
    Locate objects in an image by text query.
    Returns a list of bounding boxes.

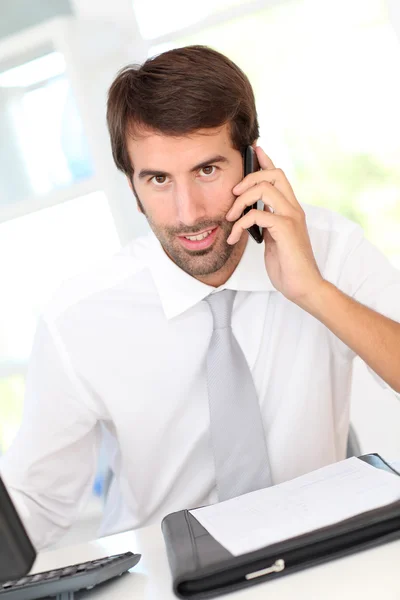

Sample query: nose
[175,181,207,226]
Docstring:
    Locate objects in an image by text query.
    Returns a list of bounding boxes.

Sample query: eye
[200,165,216,177]
[151,175,168,186]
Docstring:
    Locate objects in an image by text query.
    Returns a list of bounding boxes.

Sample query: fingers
[227,210,281,245]
[233,167,282,193]
[226,148,305,243]
[227,202,307,245]
[227,179,303,222]
[254,146,275,170]
[232,166,299,212]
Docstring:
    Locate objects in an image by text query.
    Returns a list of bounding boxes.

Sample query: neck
[195,234,248,288]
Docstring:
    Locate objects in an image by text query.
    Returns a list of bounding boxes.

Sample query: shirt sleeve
[334,224,400,395]
[0,316,101,550]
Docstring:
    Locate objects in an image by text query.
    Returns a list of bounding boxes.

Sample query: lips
[177,226,219,251]
[178,227,216,239]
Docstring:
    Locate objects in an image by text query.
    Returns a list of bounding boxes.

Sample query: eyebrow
[137,155,229,180]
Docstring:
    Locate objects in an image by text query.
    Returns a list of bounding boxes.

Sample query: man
[1,45,399,550]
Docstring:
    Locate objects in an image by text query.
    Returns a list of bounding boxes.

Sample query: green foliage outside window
[288,133,400,260]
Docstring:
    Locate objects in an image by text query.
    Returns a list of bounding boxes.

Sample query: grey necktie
[204,289,272,502]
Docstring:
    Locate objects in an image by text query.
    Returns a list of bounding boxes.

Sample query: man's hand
[226,146,324,305]
[226,146,400,392]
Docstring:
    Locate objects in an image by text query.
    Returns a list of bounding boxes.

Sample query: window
[0,191,120,451]
[0,51,93,206]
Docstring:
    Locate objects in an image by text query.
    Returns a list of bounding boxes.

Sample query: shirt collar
[147,232,276,320]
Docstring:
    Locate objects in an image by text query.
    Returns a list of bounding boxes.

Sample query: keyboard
[0,551,141,600]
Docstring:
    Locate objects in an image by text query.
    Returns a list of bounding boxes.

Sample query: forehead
[126,123,235,172]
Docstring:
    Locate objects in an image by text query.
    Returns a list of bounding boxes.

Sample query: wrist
[294,279,336,316]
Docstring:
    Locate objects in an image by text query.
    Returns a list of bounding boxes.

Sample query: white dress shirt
[1,203,400,550]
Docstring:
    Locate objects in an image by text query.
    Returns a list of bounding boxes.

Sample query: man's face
[127,123,246,280]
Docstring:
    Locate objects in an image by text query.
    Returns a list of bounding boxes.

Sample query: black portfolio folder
[161,454,400,599]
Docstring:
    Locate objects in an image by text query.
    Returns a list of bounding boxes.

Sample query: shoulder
[301,203,365,278]
[302,203,362,238]
[42,233,156,324]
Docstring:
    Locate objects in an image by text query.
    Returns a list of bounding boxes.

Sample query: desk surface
[32,521,400,600]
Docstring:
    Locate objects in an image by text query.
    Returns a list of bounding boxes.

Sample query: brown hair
[106,45,259,178]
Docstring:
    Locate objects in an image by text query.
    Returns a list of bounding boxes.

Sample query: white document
[190,457,400,556]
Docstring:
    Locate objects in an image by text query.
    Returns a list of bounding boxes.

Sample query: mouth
[177,226,219,251]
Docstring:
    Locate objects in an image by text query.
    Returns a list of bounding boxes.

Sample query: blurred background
[0,0,400,545]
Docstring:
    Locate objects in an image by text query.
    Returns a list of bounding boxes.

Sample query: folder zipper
[243,510,400,584]
[245,558,285,580]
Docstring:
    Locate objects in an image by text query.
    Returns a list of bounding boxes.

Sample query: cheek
[142,195,176,225]
[208,181,235,211]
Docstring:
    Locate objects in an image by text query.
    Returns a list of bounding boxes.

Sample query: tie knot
[204,289,236,329]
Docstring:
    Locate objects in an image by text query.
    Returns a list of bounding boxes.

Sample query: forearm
[298,280,400,393]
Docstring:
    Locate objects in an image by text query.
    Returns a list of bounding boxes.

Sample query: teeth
[185,230,212,241]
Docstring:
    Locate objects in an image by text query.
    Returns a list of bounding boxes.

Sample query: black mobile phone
[242,146,264,243]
